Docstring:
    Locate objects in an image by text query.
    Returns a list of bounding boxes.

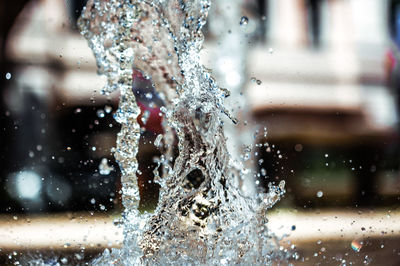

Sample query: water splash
[78,0,288,264]
[208,0,256,196]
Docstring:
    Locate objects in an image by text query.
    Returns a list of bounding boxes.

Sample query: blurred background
[1,0,400,264]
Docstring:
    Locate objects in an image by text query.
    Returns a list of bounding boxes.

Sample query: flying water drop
[240,16,249,26]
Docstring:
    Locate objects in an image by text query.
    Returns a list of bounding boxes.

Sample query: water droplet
[240,16,249,26]
[99,158,114,175]
[351,239,363,252]
[364,255,372,264]
[294,144,303,152]
[154,134,163,147]
[260,168,267,176]
[316,191,323,198]
[97,109,105,118]
[90,198,96,204]
[268,48,274,54]
[141,110,150,125]
[251,77,262,85]
[5,72,11,80]
[104,105,113,113]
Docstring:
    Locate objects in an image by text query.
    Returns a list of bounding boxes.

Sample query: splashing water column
[79,0,287,264]
[208,0,256,196]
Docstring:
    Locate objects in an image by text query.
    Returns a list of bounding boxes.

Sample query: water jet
[78,0,288,264]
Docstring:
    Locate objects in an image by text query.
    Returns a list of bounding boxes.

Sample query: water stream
[78,0,288,264]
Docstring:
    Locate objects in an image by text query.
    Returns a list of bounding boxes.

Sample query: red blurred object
[137,102,163,134]
[385,48,397,83]
[133,69,164,134]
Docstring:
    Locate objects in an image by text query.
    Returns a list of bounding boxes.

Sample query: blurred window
[306,0,322,48]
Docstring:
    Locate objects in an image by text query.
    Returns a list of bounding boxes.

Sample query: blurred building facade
[1,0,400,212]
[252,0,400,206]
